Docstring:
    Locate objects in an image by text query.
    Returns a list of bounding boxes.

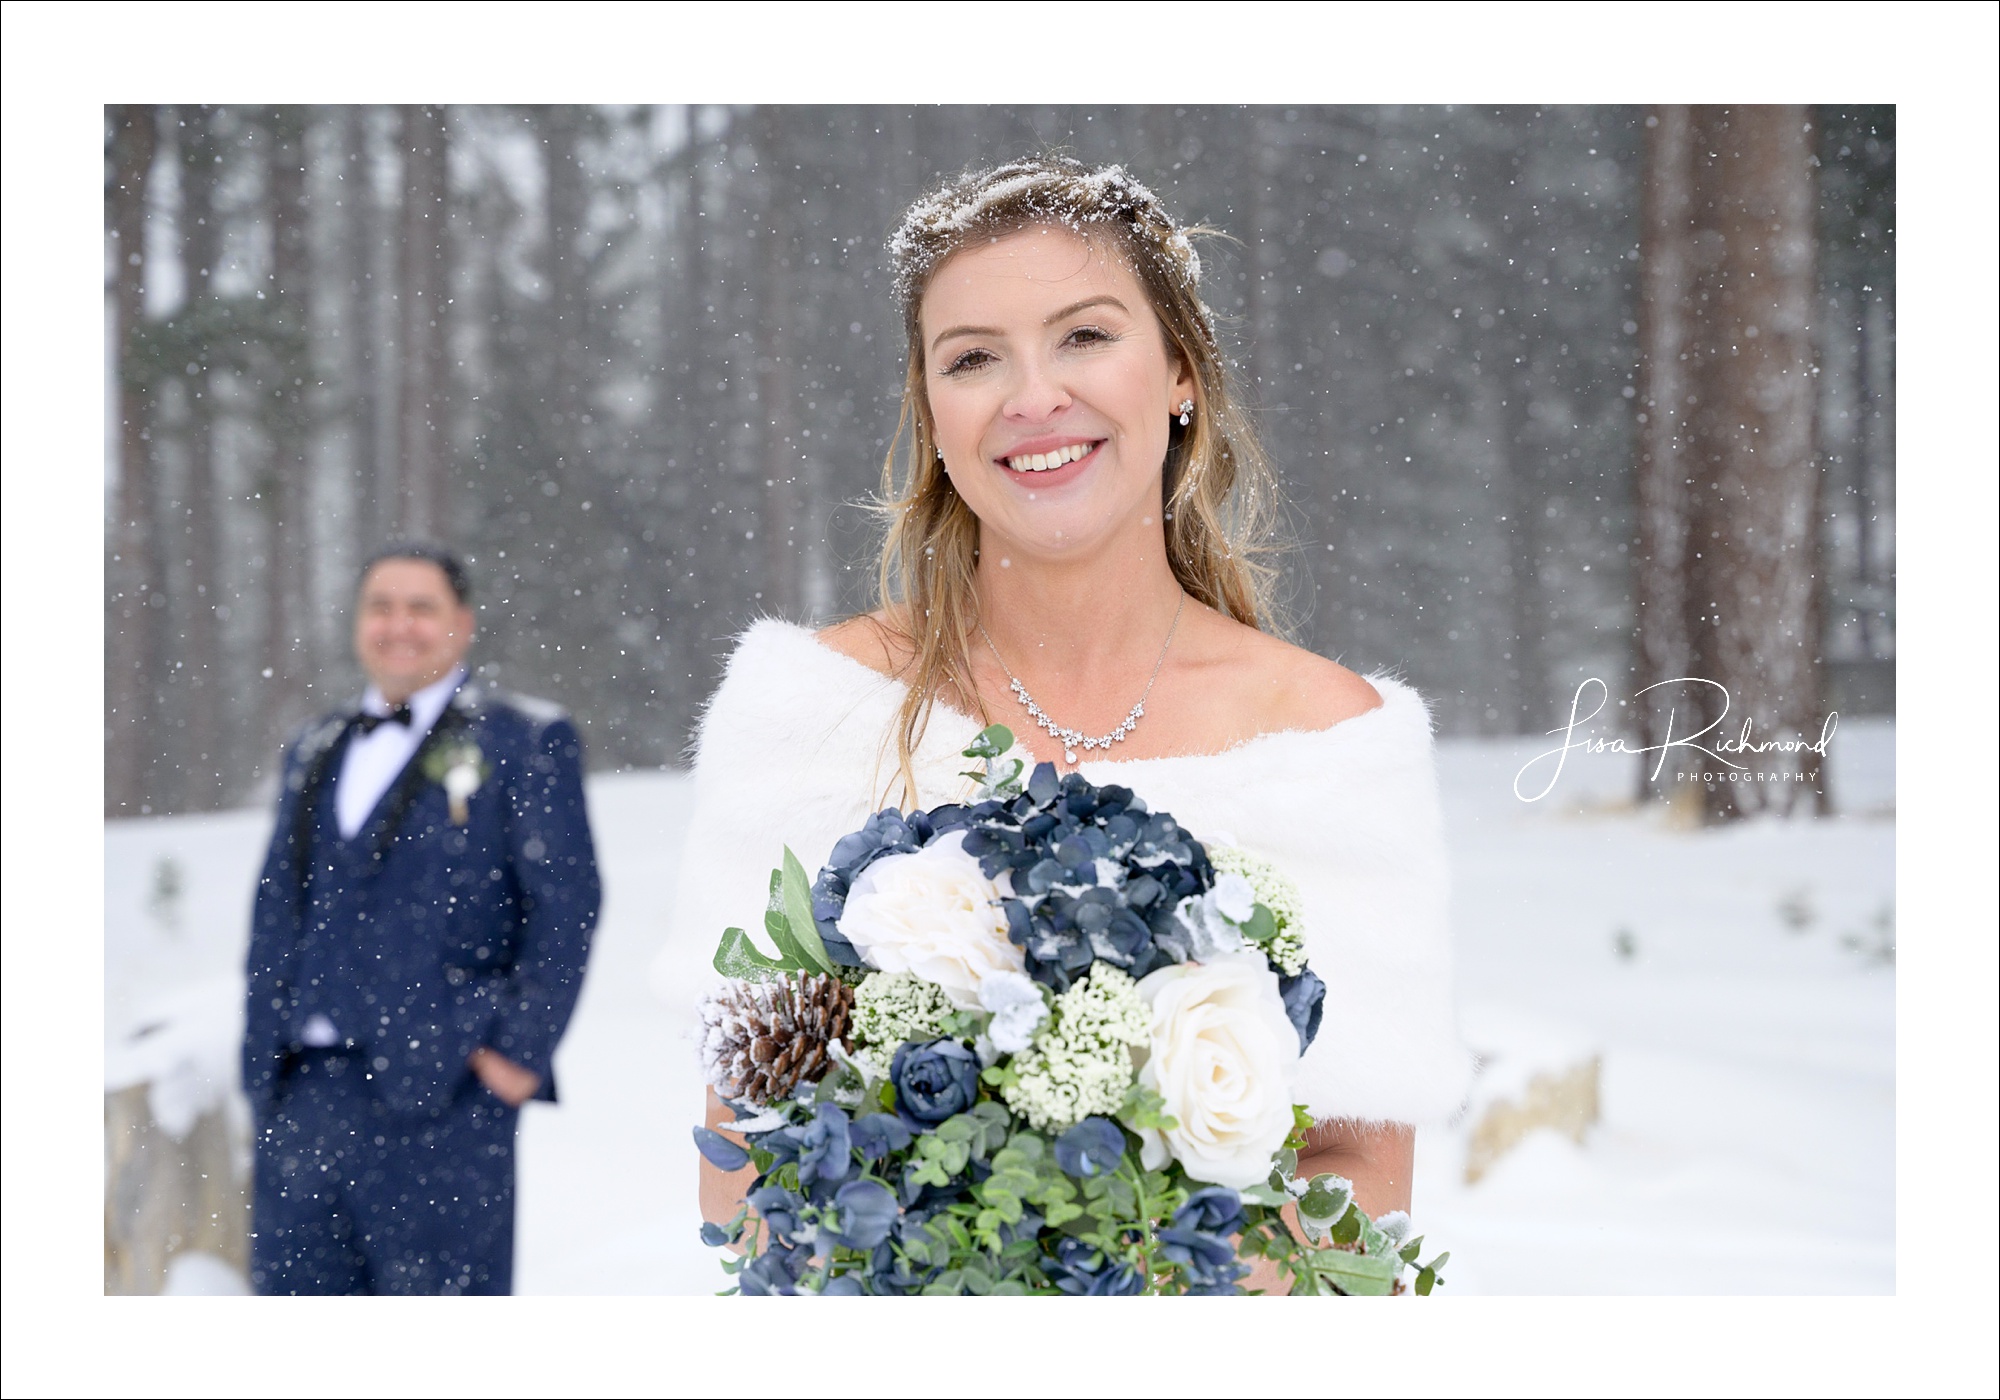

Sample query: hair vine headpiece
[886,155,1214,347]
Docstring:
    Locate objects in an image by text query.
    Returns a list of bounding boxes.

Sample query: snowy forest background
[103,105,1896,818]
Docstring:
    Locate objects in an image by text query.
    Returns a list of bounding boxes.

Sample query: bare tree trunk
[330,106,383,568]
[263,107,313,741]
[1683,105,1826,819]
[1501,381,1548,729]
[755,108,801,619]
[176,105,227,809]
[107,105,160,817]
[399,105,449,536]
[1632,105,1697,803]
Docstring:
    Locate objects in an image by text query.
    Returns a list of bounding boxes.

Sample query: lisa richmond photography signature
[1513,677,1840,803]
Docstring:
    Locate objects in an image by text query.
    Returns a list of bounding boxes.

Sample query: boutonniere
[421,739,490,825]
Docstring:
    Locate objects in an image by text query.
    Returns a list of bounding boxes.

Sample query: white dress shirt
[301,668,465,1048]
[334,668,465,839]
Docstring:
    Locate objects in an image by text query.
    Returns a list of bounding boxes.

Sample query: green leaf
[1317,1250,1400,1296]
[779,848,833,975]
[1239,902,1278,945]
[1237,1180,1291,1208]
[1118,1081,1179,1132]
[1297,1180,1353,1239]
[1415,1265,1436,1296]
[713,926,794,980]
[1306,1174,1355,1221]
[1329,1208,1363,1246]
[962,724,1014,760]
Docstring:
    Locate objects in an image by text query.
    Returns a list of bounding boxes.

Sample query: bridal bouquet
[693,727,1448,1296]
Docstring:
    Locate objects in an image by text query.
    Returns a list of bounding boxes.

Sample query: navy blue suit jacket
[243,681,601,1119]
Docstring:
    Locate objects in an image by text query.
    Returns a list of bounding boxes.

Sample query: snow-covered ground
[104,719,1895,1295]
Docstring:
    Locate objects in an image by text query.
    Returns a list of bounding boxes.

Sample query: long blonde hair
[874,155,1288,798]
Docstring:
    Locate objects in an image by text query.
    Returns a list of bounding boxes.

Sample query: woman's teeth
[1005,442,1093,473]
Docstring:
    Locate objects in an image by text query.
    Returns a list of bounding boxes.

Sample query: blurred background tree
[102,104,1894,821]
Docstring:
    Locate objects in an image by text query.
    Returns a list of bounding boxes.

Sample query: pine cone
[699,973,856,1107]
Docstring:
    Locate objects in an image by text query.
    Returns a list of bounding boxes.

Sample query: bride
[679,156,1467,1289]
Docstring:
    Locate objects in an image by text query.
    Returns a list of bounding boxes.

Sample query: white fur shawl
[661,618,1471,1126]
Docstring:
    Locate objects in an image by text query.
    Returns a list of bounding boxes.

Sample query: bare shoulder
[1192,609,1383,737]
[815,610,914,681]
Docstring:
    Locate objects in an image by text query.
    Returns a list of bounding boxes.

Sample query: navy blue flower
[1053,1117,1127,1179]
[1278,967,1327,1053]
[848,1112,912,1164]
[1047,1237,1145,1296]
[691,1126,750,1172]
[1173,1185,1247,1237]
[1157,1225,1247,1293]
[1158,1186,1250,1293]
[794,1102,854,1188]
[866,1218,938,1295]
[738,1239,815,1295]
[746,1184,807,1244]
[889,1038,980,1130]
[817,1272,866,1295]
[817,1179,900,1251]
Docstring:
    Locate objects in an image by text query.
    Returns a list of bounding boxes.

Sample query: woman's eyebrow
[931,322,1002,353]
[930,296,1131,355]
[1044,295,1127,324]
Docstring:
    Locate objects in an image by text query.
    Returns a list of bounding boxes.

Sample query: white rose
[837,832,1022,1010]
[1134,951,1299,1189]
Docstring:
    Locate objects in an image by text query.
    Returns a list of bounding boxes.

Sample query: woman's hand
[1241,1119,1415,1295]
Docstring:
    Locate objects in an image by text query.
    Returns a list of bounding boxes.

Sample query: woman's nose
[1002,355,1072,422]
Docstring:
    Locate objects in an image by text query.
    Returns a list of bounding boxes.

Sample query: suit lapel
[288,715,354,897]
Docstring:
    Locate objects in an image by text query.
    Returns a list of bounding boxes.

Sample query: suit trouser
[249,1048,519,1295]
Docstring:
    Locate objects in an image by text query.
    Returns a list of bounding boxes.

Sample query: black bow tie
[355,703,414,734]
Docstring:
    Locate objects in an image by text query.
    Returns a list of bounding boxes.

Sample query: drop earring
[1177,399,1194,427]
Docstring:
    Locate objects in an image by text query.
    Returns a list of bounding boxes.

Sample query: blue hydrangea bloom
[957,767,1218,993]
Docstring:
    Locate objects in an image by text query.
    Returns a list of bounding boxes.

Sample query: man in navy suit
[243,543,600,1294]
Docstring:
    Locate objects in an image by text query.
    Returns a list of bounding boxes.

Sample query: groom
[242,542,600,1294]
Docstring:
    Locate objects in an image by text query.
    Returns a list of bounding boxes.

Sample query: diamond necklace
[976,593,1186,765]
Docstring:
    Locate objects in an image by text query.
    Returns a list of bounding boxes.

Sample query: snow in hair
[887,156,1208,327]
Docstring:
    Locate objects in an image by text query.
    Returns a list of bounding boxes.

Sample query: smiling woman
[677,156,1469,1294]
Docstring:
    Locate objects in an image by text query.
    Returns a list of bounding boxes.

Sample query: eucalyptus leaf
[1316,1250,1400,1296]
[713,926,794,980]
[1240,902,1279,945]
[780,847,834,975]
[1237,1180,1292,1208]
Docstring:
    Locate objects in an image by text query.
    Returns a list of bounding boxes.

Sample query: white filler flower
[978,971,1050,1054]
[837,832,1023,1010]
[1134,951,1299,1189]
